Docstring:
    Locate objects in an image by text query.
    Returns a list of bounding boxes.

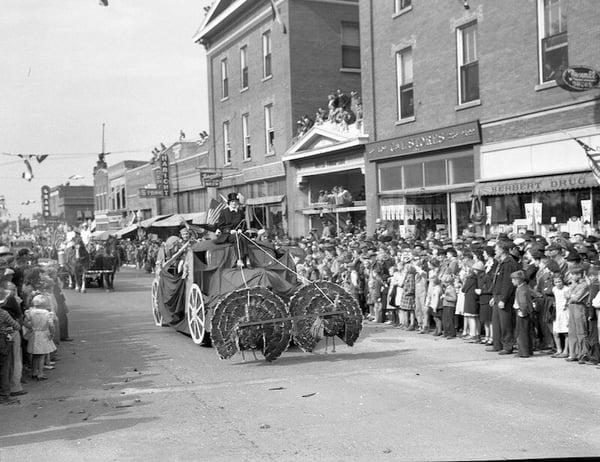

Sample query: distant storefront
[474,127,600,237]
[284,122,368,238]
[366,121,481,240]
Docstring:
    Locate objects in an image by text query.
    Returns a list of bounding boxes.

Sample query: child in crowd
[551,275,570,358]
[512,270,534,358]
[425,272,443,336]
[441,275,457,338]
[23,295,56,381]
[463,261,484,343]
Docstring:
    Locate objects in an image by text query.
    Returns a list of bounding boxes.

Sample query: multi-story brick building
[195,0,361,237]
[47,184,94,227]
[93,160,147,231]
[361,0,600,238]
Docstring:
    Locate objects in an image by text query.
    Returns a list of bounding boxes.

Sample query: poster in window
[581,200,592,224]
[415,207,423,220]
[524,203,534,224]
[485,206,492,226]
[533,203,542,225]
[405,205,414,220]
[424,206,432,220]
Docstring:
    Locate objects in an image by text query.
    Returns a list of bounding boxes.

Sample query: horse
[64,241,90,292]
[94,237,122,292]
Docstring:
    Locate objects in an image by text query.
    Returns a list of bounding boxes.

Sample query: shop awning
[140,214,173,228]
[245,195,285,206]
[115,224,139,239]
[151,213,207,227]
[474,171,596,196]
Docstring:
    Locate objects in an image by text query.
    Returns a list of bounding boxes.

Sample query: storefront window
[538,189,589,223]
[424,159,446,187]
[448,156,474,184]
[404,163,423,189]
[486,193,530,225]
[379,153,474,192]
[380,164,402,191]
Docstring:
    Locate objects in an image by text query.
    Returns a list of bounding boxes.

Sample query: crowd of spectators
[285,221,600,364]
[0,244,72,405]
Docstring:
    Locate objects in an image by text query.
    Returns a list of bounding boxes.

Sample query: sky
[0,0,212,219]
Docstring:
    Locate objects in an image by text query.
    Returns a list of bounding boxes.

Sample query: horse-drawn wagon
[151,235,363,361]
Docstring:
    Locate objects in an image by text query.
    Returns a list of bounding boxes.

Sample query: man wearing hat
[545,242,568,278]
[0,289,21,405]
[511,270,534,358]
[489,240,520,355]
[216,193,248,267]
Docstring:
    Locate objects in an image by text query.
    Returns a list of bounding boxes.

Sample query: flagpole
[102,123,106,155]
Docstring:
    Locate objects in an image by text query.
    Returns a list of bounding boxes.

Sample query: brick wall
[362,0,600,143]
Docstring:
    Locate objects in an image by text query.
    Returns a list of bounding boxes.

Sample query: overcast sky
[0,0,211,219]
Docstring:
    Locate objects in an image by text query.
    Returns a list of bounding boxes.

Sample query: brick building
[195,0,361,237]
[47,184,94,227]
[154,140,210,216]
[93,160,147,231]
[360,0,600,238]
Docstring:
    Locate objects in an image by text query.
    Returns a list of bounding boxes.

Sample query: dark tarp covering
[157,270,186,323]
[190,241,298,304]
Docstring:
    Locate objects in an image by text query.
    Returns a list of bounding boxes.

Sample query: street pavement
[2,267,600,461]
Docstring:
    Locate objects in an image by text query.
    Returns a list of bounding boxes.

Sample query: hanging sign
[200,171,222,188]
[41,185,51,217]
[160,153,170,196]
[556,66,600,92]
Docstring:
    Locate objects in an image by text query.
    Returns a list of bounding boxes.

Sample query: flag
[572,137,600,185]
[269,0,287,34]
[36,154,48,164]
[206,198,226,225]
[18,154,34,181]
[99,0,109,6]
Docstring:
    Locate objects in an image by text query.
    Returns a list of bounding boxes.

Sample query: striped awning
[474,171,596,196]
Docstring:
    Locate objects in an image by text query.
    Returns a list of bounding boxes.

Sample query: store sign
[41,185,51,217]
[200,171,222,188]
[367,121,481,161]
[139,188,165,198]
[160,153,170,196]
[476,172,596,196]
[556,66,600,92]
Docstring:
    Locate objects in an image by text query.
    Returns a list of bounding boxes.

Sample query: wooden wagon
[151,237,363,361]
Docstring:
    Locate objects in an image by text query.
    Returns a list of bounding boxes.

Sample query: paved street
[2,268,600,461]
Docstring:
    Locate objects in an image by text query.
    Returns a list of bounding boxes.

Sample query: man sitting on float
[215,192,250,267]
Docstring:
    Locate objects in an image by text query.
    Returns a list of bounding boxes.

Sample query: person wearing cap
[489,240,520,355]
[0,288,21,404]
[511,270,534,358]
[545,242,568,279]
[23,295,56,381]
[564,265,589,362]
[0,246,12,259]
[528,252,557,352]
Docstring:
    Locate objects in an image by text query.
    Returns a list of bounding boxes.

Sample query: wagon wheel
[211,287,292,361]
[151,279,165,327]
[289,281,363,352]
[187,283,208,345]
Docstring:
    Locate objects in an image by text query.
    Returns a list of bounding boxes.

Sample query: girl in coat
[463,262,484,342]
[23,295,56,381]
